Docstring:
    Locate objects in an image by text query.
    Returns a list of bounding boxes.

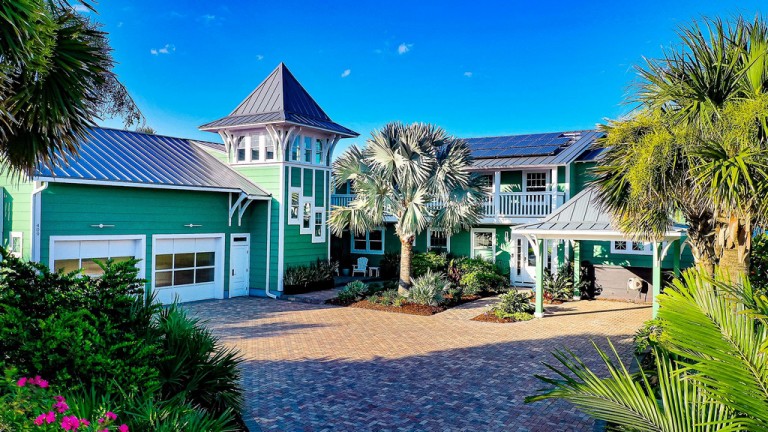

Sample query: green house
[0,63,357,303]
[331,133,695,307]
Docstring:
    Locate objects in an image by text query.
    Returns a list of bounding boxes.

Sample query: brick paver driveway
[186,298,650,431]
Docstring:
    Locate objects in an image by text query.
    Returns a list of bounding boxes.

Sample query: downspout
[31,181,49,262]
[264,198,276,298]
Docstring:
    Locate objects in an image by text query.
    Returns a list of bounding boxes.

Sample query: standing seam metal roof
[199,63,358,137]
[34,127,269,197]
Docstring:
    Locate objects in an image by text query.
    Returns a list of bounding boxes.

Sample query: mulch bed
[470,311,534,323]
[325,294,482,316]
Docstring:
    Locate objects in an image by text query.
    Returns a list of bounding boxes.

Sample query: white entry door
[229,234,250,297]
[512,235,536,285]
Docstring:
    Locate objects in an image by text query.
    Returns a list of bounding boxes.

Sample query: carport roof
[512,187,687,240]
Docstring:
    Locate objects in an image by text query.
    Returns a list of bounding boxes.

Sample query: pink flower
[54,400,69,413]
[118,424,129,432]
[54,396,66,403]
[45,411,56,424]
[80,418,90,426]
[60,415,80,431]
[34,414,46,426]
[17,377,27,387]
[105,412,117,421]
[37,379,49,388]
[97,418,104,424]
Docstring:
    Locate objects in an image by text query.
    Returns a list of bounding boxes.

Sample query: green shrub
[496,311,534,322]
[337,280,369,302]
[412,252,448,277]
[454,256,499,275]
[367,289,406,307]
[283,259,338,286]
[459,271,508,295]
[751,233,768,295]
[542,266,574,301]
[0,251,161,395]
[492,290,535,319]
[154,305,243,420]
[408,270,449,306]
[380,252,400,279]
[633,319,665,356]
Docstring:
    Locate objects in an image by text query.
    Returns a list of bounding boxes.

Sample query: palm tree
[329,122,486,294]
[526,268,768,430]
[0,0,143,177]
[593,16,768,280]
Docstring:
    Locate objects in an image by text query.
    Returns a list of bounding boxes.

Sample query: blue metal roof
[468,130,604,169]
[199,63,358,137]
[35,128,269,197]
[576,146,610,162]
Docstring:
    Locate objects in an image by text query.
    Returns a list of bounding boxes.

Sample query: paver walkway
[185,298,650,431]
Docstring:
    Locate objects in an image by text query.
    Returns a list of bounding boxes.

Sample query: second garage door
[153,235,223,304]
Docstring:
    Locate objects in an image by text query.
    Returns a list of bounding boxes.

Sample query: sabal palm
[0,0,142,177]
[527,268,768,430]
[593,16,768,279]
[329,122,486,292]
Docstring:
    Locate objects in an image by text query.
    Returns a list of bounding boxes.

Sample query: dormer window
[290,136,301,161]
[250,134,260,161]
[315,139,324,164]
[304,136,312,163]
[265,134,275,161]
[236,139,247,162]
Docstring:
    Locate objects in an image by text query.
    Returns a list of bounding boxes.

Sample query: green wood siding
[39,183,268,296]
[196,145,229,164]
[283,166,330,269]
[571,161,596,195]
[0,175,34,260]
[557,166,567,192]
[302,169,313,197]
[580,240,695,269]
[232,165,281,291]
[290,167,302,188]
[314,170,325,207]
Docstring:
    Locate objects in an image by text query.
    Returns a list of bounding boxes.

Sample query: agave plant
[526,268,768,431]
[329,122,487,294]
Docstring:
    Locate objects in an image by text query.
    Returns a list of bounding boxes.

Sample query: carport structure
[512,188,687,318]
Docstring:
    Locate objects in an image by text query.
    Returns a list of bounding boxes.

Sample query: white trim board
[470,228,497,260]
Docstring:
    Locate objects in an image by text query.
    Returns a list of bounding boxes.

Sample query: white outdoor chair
[352,257,368,277]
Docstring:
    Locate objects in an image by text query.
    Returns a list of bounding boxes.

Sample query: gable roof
[34,127,269,198]
[199,63,358,137]
[468,130,604,169]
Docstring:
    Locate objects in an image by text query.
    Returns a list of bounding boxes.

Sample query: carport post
[652,241,662,318]
[534,238,545,318]
[672,239,681,278]
[572,240,581,300]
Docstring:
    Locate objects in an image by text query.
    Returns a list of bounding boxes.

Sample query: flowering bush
[0,370,128,432]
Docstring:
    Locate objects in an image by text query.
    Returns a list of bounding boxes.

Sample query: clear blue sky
[95,1,765,156]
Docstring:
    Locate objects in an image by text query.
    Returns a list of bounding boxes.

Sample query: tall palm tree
[593,16,768,280]
[0,0,143,177]
[329,122,486,294]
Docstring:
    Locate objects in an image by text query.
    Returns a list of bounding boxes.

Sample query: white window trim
[150,233,225,299]
[299,198,313,235]
[611,240,655,256]
[427,228,450,253]
[48,234,146,277]
[351,229,385,255]
[311,209,326,243]
[9,231,22,258]
[287,187,301,225]
[522,170,550,193]
[470,228,496,259]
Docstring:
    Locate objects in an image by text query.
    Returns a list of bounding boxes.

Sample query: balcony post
[551,167,559,211]
[493,171,501,216]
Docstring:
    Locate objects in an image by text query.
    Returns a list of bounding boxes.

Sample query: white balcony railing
[330,191,565,219]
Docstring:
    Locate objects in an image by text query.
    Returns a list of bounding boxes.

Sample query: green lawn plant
[408,269,449,306]
[492,290,535,321]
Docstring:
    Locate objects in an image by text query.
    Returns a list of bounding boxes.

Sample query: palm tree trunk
[398,237,414,296]
[716,215,751,284]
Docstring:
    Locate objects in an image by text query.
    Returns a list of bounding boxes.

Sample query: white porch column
[493,171,501,216]
[551,167,559,211]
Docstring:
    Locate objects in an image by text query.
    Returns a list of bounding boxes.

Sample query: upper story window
[315,139,324,164]
[250,134,260,161]
[264,134,276,161]
[303,137,312,163]
[290,136,301,161]
[236,139,247,162]
[525,172,548,192]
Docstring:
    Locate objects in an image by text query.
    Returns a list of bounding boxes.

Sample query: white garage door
[153,236,223,304]
[51,236,144,277]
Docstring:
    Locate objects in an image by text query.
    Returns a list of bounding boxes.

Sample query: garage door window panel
[154,250,216,288]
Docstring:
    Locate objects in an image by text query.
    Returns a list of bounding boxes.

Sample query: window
[264,134,275,161]
[351,229,385,254]
[236,139,247,162]
[312,210,325,242]
[51,237,142,277]
[9,232,22,258]
[302,202,312,230]
[304,136,312,163]
[471,229,495,261]
[525,172,548,192]
[155,251,216,288]
[288,190,300,224]
[611,240,654,255]
[315,139,324,164]
[250,134,261,161]
[290,136,301,161]
[427,229,449,253]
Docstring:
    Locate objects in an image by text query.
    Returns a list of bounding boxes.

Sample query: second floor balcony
[330,190,566,222]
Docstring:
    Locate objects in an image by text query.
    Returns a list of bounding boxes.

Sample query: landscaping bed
[327,293,482,316]
[472,311,524,323]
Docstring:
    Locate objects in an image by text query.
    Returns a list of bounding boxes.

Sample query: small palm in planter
[329,122,486,295]
[542,267,574,303]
